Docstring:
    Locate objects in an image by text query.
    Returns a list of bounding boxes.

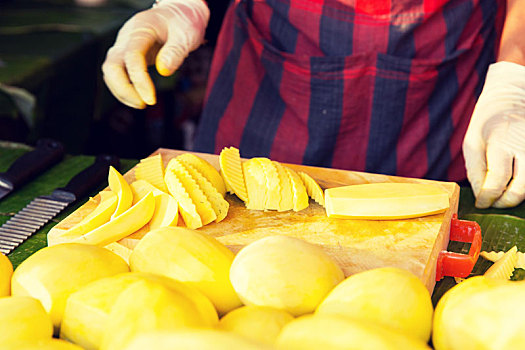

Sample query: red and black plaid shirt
[194,0,505,182]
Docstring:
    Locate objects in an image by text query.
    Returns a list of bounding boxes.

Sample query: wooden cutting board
[50,148,460,293]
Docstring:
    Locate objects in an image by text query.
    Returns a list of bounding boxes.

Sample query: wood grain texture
[49,149,460,293]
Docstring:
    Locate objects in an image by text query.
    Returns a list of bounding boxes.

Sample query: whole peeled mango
[11,243,129,332]
[316,267,433,342]
[229,235,345,316]
[0,296,53,346]
[276,314,430,350]
[122,329,274,350]
[61,272,218,350]
[433,276,525,350]
[219,305,294,345]
[0,252,13,296]
[129,226,242,315]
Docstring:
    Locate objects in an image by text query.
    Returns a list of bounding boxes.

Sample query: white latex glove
[102,0,209,109]
[463,61,525,208]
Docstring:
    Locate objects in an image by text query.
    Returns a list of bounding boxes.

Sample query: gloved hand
[102,0,209,109]
[463,61,525,208]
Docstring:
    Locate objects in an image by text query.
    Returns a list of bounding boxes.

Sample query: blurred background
[0,0,229,158]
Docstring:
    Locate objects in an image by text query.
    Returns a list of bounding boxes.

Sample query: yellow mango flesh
[276,314,430,350]
[130,227,242,315]
[11,243,129,331]
[164,169,203,229]
[130,180,179,229]
[175,153,227,196]
[298,171,325,206]
[100,278,216,350]
[284,166,309,212]
[219,305,294,345]
[273,161,294,211]
[0,252,13,296]
[123,329,273,350]
[243,160,267,210]
[108,166,133,219]
[4,338,84,350]
[61,272,217,350]
[71,192,155,246]
[219,147,248,202]
[48,191,118,246]
[0,296,53,345]
[484,245,518,280]
[316,267,433,342]
[134,154,168,193]
[325,182,450,220]
[230,235,344,316]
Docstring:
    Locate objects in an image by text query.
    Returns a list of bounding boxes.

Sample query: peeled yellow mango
[219,147,248,202]
[48,191,118,246]
[130,180,179,229]
[484,245,518,280]
[284,166,309,212]
[219,305,294,345]
[324,182,450,220]
[100,278,217,350]
[61,272,217,350]
[316,267,433,342]
[11,243,129,331]
[433,276,525,350]
[298,171,325,206]
[108,166,133,219]
[71,192,155,246]
[164,169,203,229]
[276,314,430,350]
[123,329,273,350]
[243,159,267,210]
[0,296,53,345]
[134,154,169,193]
[4,339,84,350]
[175,152,227,196]
[273,161,294,211]
[230,235,344,316]
[130,227,242,315]
[0,252,13,296]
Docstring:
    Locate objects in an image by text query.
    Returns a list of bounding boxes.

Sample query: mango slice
[220,169,234,194]
[134,154,168,193]
[219,147,248,202]
[104,242,133,264]
[130,180,179,229]
[48,191,118,246]
[176,160,229,222]
[284,166,309,212]
[257,158,281,211]
[166,160,216,225]
[1,251,13,296]
[164,170,202,229]
[243,160,267,210]
[108,166,133,219]
[175,153,226,196]
[71,192,155,246]
[273,162,294,212]
[299,171,325,207]
[484,246,518,280]
[324,182,450,220]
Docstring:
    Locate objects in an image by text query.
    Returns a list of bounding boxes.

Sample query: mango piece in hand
[230,235,344,316]
[0,296,53,345]
[11,243,129,332]
[130,227,242,315]
[0,252,13,296]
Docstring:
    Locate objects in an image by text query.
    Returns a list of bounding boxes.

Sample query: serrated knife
[0,154,120,254]
[0,138,64,201]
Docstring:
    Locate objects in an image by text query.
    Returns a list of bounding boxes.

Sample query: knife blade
[0,138,65,201]
[0,154,120,254]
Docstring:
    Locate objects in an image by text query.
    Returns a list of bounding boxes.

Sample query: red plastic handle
[435,214,482,281]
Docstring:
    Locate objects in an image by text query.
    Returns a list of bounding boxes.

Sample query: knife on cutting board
[0,154,120,254]
[0,139,65,201]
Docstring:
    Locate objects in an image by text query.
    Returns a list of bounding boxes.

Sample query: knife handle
[0,138,64,191]
[53,155,120,202]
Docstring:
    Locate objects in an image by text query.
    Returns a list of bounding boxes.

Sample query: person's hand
[102,0,209,109]
[463,61,525,208]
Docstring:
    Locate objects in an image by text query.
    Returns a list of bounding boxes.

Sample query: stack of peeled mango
[0,147,521,349]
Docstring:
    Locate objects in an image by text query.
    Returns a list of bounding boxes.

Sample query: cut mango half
[324,182,450,220]
[284,166,309,212]
[48,191,118,246]
[219,147,248,202]
[164,169,203,229]
[108,166,133,220]
[134,154,168,193]
[299,171,325,207]
[167,159,217,226]
[71,192,155,246]
[175,153,226,196]
[484,246,518,280]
